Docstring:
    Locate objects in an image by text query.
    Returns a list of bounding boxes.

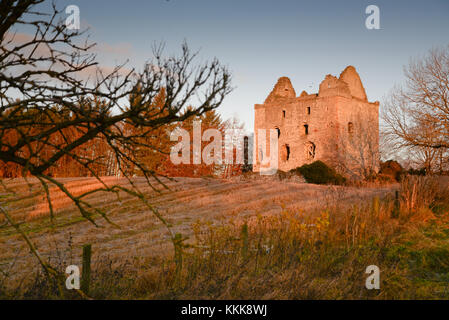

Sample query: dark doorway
[281,144,290,161]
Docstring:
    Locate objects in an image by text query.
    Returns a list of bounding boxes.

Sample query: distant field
[0,176,397,286]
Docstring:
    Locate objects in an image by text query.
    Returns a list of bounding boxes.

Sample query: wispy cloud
[95,42,133,57]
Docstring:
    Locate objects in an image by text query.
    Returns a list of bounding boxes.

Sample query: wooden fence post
[241,223,249,261]
[81,244,92,294]
[392,191,400,218]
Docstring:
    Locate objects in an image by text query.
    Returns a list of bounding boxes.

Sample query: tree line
[0,87,244,179]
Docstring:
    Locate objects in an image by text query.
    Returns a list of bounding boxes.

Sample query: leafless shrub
[399,175,439,215]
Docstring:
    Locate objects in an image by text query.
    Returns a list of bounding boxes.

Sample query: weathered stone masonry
[253,66,380,177]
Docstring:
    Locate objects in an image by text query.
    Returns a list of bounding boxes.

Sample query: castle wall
[253,66,379,178]
[335,97,380,176]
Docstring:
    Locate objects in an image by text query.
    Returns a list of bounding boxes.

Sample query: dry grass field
[1,175,449,299]
[0,176,395,280]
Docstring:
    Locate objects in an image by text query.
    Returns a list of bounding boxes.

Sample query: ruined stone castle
[253,66,380,178]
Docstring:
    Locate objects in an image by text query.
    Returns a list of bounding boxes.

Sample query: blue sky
[36,0,449,131]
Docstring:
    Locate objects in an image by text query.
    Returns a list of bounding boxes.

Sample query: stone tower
[253,66,380,178]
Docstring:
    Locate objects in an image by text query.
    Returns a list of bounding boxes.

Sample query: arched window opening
[348,122,354,134]
[304,124,309,135]
[282,110,286,118]
[307,107,311,115]
[305,142,316,160]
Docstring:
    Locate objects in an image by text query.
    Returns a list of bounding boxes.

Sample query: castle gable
[318,74,351,98]
[264,77,296,104]
[338,66,367,101]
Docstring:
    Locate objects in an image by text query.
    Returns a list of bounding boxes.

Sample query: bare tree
[408,141,439,174]
[382,46,449,173]
[0,0,232,292]
[336,114,380,180]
